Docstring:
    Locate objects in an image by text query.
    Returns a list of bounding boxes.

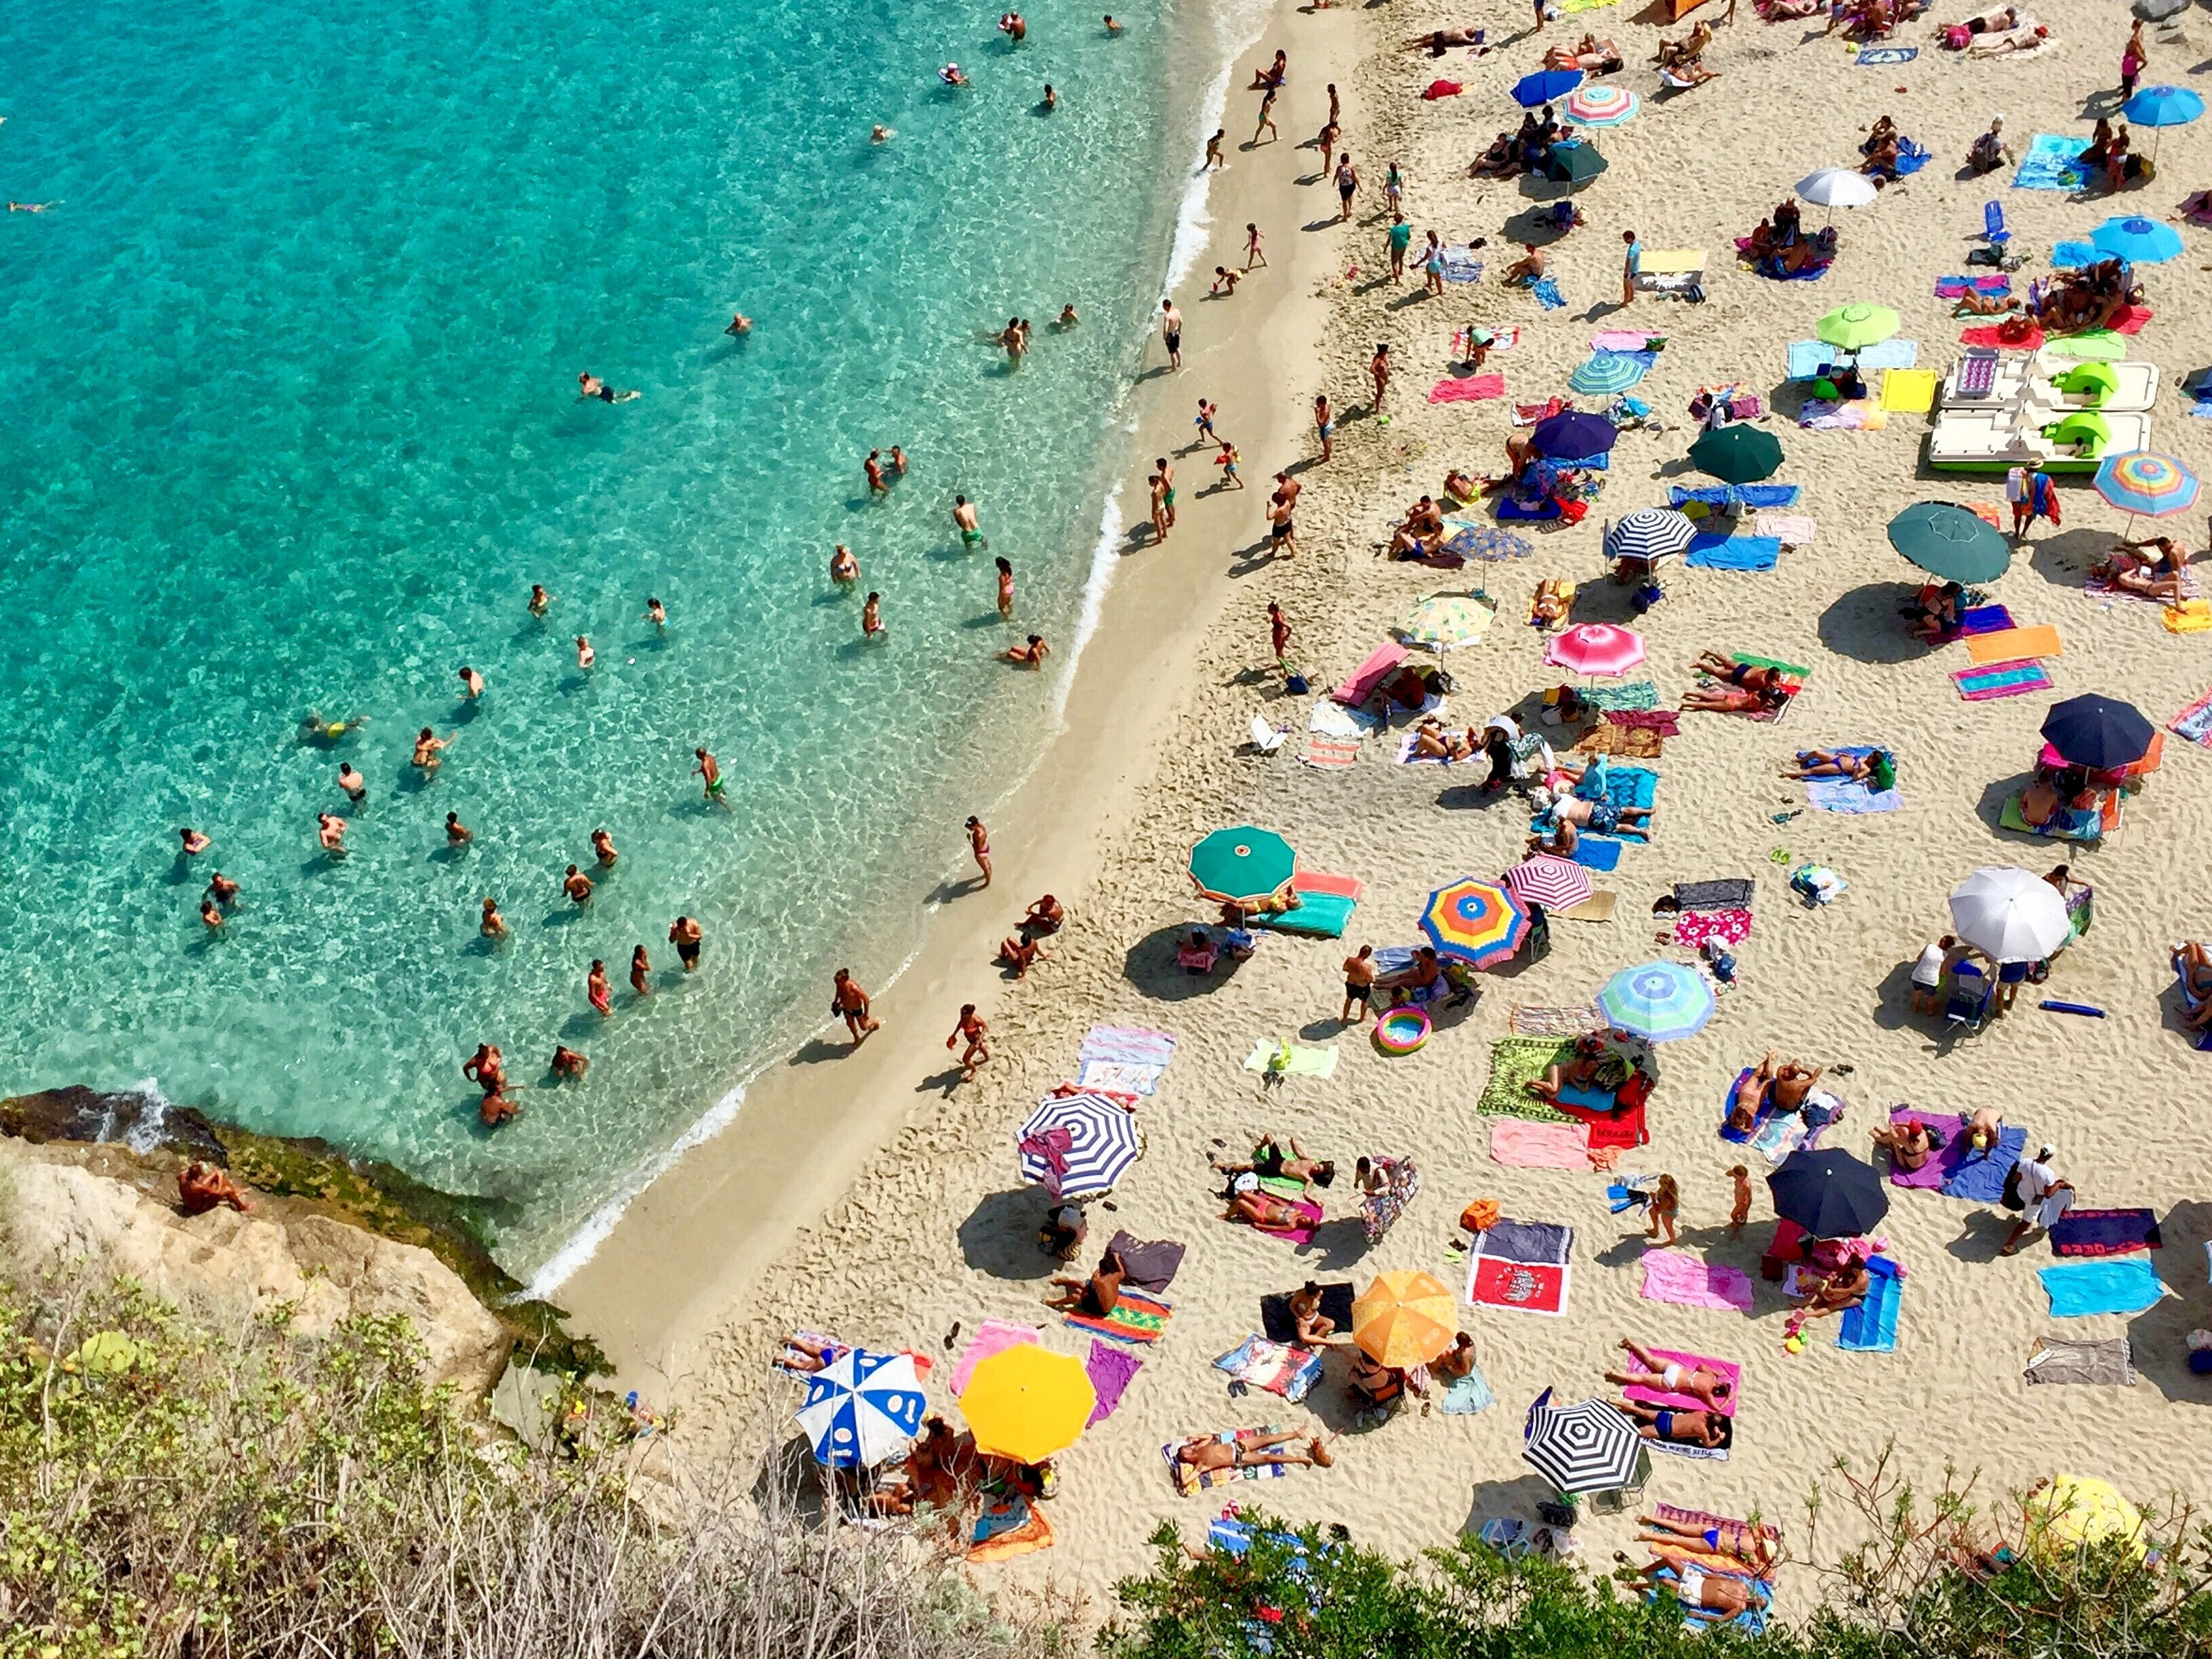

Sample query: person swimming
[577,372,640,403]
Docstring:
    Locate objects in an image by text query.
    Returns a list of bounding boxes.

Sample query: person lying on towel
[1616,1397,1732,1450]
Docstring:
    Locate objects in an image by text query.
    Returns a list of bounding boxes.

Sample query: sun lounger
[1248,714,1289,755]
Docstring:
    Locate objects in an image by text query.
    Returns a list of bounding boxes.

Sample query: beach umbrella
[1420,877,1530,970]
[1522,1391,1643,1494]
[1948,865,2070,962]
[2088,214,2184,265]
[1500,853,1592,913]
[2094,451,2199,519]
[1439,519,1533,561]
[1885,502,2011,584]
[1189,825,1296,908]
[2024,1476,2149,1559]
[1816,303,1900,354]
[1351,1270,1458,1368]
[1597,960,1715,1042]
[1568,351,1648,395]
[1016,1090,1139,1200]
[1540,142,1607,186]
[2041,693,2155,771]
[2123,84,2203,127]
[1689,424,1783,485]
[1767,1148,1889,1240]
[1399,592,1494,650]
[1513,69,1583,108]
[796,1348,928,1469]
[1544,622,1645,678]
[1530,410,1617,460]
[1563,84,1638,127]
[958,1345,1095,1465]
[1604,508,1698,565]
[1796,167,1879,212]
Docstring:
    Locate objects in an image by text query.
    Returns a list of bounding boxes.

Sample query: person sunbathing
[1769,1052,1822,1113]
[178,1162,251,1216]
[1783,747,1886,782]
[1689,651,1783,691]
[2175,943,2212,1029]
[1544,34,1621,73]
[1500,243,1546,285]
[1401,26,1481,52]
[1870,1115,1938,1172]
[1224,1185,1308,1229]
[1216,1134,1336,1192]
[1605,1338,1735,1410]
[2117,534,2192,575]
[2092,549,2188,602]
[1683,678,1784,715]
[1442,466,1477,503]
[1044,1247,1126,1316]
[1288,1279,1337,1343]
[776,1333,844,1374]
[997,933,1047,977]
[1172,1429,1330,1476]
[1617,1555,1767,1622]
[1530,578,1573,627]
[1525,1039,1630,1104]
[1546,789,1650,837]
[1635,1515,1778,1572]
[1661,56,1719,87]
[1951,289,2020,317]
[1431,1331,1477,1380]
[1616,1397,1730,1450]
[1414,717,1472,760]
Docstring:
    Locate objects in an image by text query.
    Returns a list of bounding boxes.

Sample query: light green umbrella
[1399,592,1496,651]
[1189,826,1296,909]
[1815,303,1900,353]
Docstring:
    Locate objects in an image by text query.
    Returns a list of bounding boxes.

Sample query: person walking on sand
[1334,152,1359,222]
[966,815,993,888]
[947,1003,991,1077]
[1317,118,1340,178]
[1622,228,1641,308]
[1269,599,1293,665]
[670,914,703,972]
[1204,128,1226,169]
[1387,213,1412,281]
[1313,393,1334,462]
[1340,943,1376,1024]
[1267,491,1297,558]
[833,968,879,1043]
[996,555,1015,619]
[1727,1164,1752,1235]
[1644,1173,1680,1244]
[1215,438,1242,489]
[1369,342,1390,411]
[1423,230,1446,298]
[1160,298,1183,371]
[1245,223,1266,269]
[1254,84,1279,146]
[695,746,727,807]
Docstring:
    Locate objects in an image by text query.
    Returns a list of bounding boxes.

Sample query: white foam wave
[116,1076,176,1154]
[1161,0,1276,293]
[1051,479,1126,729]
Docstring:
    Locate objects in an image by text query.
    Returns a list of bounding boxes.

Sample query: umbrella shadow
[1465,1473,1559,1534]
[2127,1200,2212,1401]
[752,1433,835,1526]
[958,1188,1059,1282]
[1974,769,2039,836]
[2024,527,2118,590]
[1123,923,1252,1000]
[1866,959,1925,1031]
[1818,581,1936,665]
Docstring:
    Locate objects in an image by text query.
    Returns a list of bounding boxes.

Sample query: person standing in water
[529,583,552,619]
[694,747,726,808]
[445,811,472,848]
[480,897,508,939]
[996,556,1015,619]
[178,827,211,857]
[644,596,667,632]
[967,816,993,888]
[412,727,450,773]
[563,864,594,905]
[630,944,653,996]
[575,636,595,672]
[337,763,367,804]
[670,914,704,972]
[457,665,485,700]
[831,544,859,588]
[588,960,613,1017]
[316,813,348,857]
[862,592,885,640]
[207,870,240,908]
[199,896,225,933]
[1204,129,1226,169]
[592,827,619,867]
[1160,298,1183,371]
[953,495,985,551]
[865,450,888,494]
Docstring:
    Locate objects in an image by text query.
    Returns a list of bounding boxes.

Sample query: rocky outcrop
[0,1138,511,1396]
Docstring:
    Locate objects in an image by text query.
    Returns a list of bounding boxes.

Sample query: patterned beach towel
[1476,1038,1577,1124]
[1065,1287,1173,1345]
[2049,1208,2161,1258]
[1465,1218,1573,1316]
[2171,687,2212,748]
[1212,1336,1322,1401]
[1675,878,1755,912]
[2024,1336,2137,1387]
[1161,1426,1303,1495]
[2013,134,2089,192]
[1954,660,2051,701]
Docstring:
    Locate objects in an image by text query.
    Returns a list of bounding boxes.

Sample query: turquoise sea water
[0,0,1206,1273]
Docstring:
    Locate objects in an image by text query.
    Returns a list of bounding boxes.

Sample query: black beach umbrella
[1767,1148,1889,1240]
[2041,693,2155,772]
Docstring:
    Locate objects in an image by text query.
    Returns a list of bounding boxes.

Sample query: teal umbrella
[1541,142,1608,186]
[1885,503,2011,583]
[1687,425,1783,485]
[1597,961,1714,1042]
[1189,826,1296,908]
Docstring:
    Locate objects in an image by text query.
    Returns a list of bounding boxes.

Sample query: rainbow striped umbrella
[1563,84,1639,127]
[1501,853,1592,914]
[1544,623,1645,678]
[2094,451,2199,518]
[1420,877,1529,970]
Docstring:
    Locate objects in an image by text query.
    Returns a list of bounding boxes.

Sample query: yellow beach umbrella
[1351,1269,1458,1369]
[958,1345,1096,1465]
[2024,1475,2148,1559]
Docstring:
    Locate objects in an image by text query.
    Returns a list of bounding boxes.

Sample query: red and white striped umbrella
[1501,854,1593,914]
[1544,623,1645,678]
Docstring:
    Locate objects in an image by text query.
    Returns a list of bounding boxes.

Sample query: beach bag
[2000,1163,2026,1212]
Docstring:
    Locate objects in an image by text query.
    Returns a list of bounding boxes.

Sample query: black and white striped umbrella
[1016,1091,1140,1200]
[1521,1392,1643,1493]
[1603,508,1698,565]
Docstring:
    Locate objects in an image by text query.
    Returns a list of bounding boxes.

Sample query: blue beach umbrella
[2088,215,2184,265]
[1530,410,1617,460]
[2121,84,2204,128]
[796,1348,928,1469]
[1568,351,1649,396]
[1597,960,1715,1042]
[1513,69,1583,108]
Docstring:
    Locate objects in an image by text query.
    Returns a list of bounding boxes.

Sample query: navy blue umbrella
[1530,411,1616,461]
[2041,693,2154,771]
[1768,1149,1887,1240]
[1513,69,1583,108]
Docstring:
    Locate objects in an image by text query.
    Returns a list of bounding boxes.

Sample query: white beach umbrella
[1796,167,1879,211]
[1948,867,2070,963]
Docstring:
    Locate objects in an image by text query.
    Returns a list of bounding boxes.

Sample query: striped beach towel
[1065,1286,1173,1346]
[1303,736,1359,769]
[1162,1426,1300,1495]
[1953,659,2051,701]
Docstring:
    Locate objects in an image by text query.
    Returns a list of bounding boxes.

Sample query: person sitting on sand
[1022,894,1065,935]
[1470,132,1519,180]
[1967,117,2013,177]
[1526,813,1579,859]
[1442,466,1477,504]
[1216,1134,1336,1193]
[2093,547,2190,602]
[1616,1553,1767,1622]
[1177,928,1219,974]
[1871,1114,1939,1172]
[2175,942,2212,1029]
[1039,1200,1086,1259]
[1289,1279,1337,1343]
[178,1162,251,1216]
[1375,945,1450,1006]
[1414,716,1472,761]
[1607,1338,1733,1408]
[1044,1247,1127,1317]
[1347,1346,1416,1407]
[1793,1254,1872,1320]
[1500,243,1546,286]
[1172,1429,1330,1476]
[1616,1397,1730,1450]
[998,933,1048,977]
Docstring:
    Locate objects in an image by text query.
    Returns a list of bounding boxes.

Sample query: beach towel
[1953,660,2051,701]
[2039,1258,2165,1317]
[1881,369,1939,413]
[950,1322,1041,1395]
[2024,1336,2137,1387]
[773,1329,852,1378]
[2086,565,2200,608]
[1441,1361,1496,1414]
[1511,1003,1607,1037]
[1669,483,1801,510]
[1308,699,1375,739]
[1581,680,1660,712]
[1959,322,2044,350]
[1294,871,1364,903]
[1440,246,1484,283]
[1212,1335,1322,1401]
[1574,722,1665,759]
[1856,44,1914,64]
[1065,1285,1173,1346]
[2049,241,2097,271]
[1755,512,1816,546]
[1243,1038,1340,1080]
[1250,1197,1322,1247]
[2163,599,2212,635]
[2049,1208,2162,1258]
[1837,1255,1902,1352]
[1552,1092,1647,1151]
[1332,641,1410,706]
[1105,1231,1186,1292]
[1301,735,1360,769]
[1999,794,2108,842]
[1883,1108,1958,1189]
[1719,1068,1772,1146]
[1591,329,1664,352]
[1856,338,1919,371]
[968,1493,1054,1561]
[1960,604,2013,636]
[1936,274,2013,296]
[1513,396,1568,427]
[1624,1349,1742,1418]
[1530,276,1565,310]
[1162,1426,1301,1496]
[1677,877,1757,912]
[1476,1037,1577,1124]
[1803,747,1902,814]
[1675,905,1751,949]
[1750,1109,1809,1166]
[1800,402,1889,432]
[1080,1025,1179,1069]
[1967,626,2062,665]
[1685,533,1783,571]
[1570,836,1625,872]
[2013,134,2089,192]
[1640,1249,1755,1314]
[1086,1340,1144,1426]
[1429,374,1507,403]
[1490,1118,1593,1169]
[1785,340,1837,380]
[1465,1218,1574,1316]
[2171,687,2212,748]
[1260,1282,1355,1345]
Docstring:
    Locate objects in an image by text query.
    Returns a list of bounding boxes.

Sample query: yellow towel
[1639,249,1704,276]
[2163,600,2212,635]
[1880,369,1939,413]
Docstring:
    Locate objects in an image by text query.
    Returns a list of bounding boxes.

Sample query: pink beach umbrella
[1501,854,1593,914]
[1544,623,1645,678]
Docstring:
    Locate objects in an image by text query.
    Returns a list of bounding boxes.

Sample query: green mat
[1581,680,1660,712]
[1475,1038,1577,1123]
[1736,654,1812,679]
[1258,1174,1309,1200]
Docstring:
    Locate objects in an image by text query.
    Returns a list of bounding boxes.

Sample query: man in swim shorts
[695,747,726,804]
[670,915,704,973]
[953,494,985,550]
[1160,298,1183,371]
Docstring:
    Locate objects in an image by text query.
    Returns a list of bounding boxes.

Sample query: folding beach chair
[1944,960,1992,1031]
[1248,715,1290,756]
[1982,201,2011,247]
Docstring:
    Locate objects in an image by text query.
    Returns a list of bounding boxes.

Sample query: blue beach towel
[1857,339,1919,371]
[1837,1256,1901,1351]
[1685,534,1782,572]
[1557,1083,1618,1111]
[1856,45,1916,66]
[2191,398,2212,420]
[1670,484,1801,510]
[1785,340,1832,382]
[1440,1361,1496,1415]
[2039,1258,2166,1318]
[1891,138,1930,178]
[2013,134,2089,193]
[1801,746,1901,814]
[1571,836,1624,871]
[1531,276,1565,310]
[1719,1068,1773,1145]
[2051,240,2098,271]
[1938,1125,2026,1202]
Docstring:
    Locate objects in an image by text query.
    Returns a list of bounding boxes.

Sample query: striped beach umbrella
[1017,1090,1139,1200]
[1420,877,1529,970]
[1563,83,1638,127]
[1501,853,1591,914]
[960,1345,1095,1465]
[796,1349,928,1469]
[1597,960,1715,1042]
[1522,1391,1643,1494]
[1603,508,1697,565]
[1352,1271,1458,1369]
[2095,451,2199,518]
[1189,825,1296,907]
[1568,351,1649,395]
[1544,623,1645,678]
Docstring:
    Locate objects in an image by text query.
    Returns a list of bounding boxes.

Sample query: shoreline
[554,0,1347,1380]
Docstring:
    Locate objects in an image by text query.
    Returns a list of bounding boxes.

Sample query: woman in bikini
[1605,1338,1734,1410]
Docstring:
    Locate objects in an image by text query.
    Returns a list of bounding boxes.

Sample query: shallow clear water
[0,0,1192,1271]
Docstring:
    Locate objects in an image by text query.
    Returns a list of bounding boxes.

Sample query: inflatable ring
[1372,1006,1431,1056]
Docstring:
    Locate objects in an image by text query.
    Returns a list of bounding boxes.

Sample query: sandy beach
[565,0,2212,1618]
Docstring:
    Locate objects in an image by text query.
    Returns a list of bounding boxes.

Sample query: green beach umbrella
[1540,142,1608,185]
[1687,425,1783,485]
[1886,502,2011,584]
[1189,825,1296,909]
[1814,303,1900,353]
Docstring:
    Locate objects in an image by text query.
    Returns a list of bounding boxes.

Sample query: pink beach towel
[1489,1119,1593,1169]
[1675,907,1751,950]
[1332,641,1410,706]
[1639,1249,1754,1313]
[951,1320,1041,1395]
[1254,1197,1324,1246]
[1084,1339,1143,1427]
[1429,373,1507,403]
[1622,1348,1742,1418]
